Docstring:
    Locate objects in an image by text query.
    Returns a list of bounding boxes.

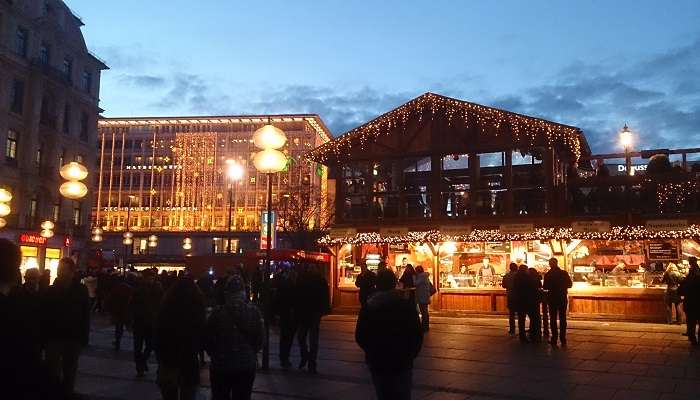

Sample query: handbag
[429,281,437,296]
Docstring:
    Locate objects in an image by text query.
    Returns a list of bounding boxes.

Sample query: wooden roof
[306,92,591,164]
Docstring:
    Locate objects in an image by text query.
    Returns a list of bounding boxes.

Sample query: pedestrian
[355,262,377,308]
[0,239,45,399]
[42,257,91,399]
[501,263,518,335]
[513,264,539,343]
[413,266,435,332]
[662,263,683,324]
[356,269,423,400]
[204,274,264,400]
[130,269,164,377]
[528,267,544,342]
[543,258,573,347]
[23,267,41,293]
[273,266,297,368]
[155,277,206,400]
[104,271,133,351]
[679,257,700,345]
[82,271,98,312]
[399,263,416,303]
[294,264,330,373]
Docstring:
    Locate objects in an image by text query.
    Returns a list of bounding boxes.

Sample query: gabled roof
[306,92,591,164]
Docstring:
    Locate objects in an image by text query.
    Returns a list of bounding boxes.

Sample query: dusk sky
[67,0,700,153]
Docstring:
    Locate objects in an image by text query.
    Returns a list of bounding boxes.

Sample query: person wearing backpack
[413,266,435,332]
[204,274,264,400]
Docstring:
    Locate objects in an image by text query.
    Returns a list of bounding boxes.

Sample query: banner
[571,221,610,233]
[260,211,276,250]
[646,219,688,232]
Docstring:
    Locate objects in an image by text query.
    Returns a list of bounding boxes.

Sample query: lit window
[6,130,18,160]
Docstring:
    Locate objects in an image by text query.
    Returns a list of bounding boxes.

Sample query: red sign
[19,233,48,245]
[64,236,71,247]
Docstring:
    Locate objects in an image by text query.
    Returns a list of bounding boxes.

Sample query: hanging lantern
[0,218,6,229]
[0,188,12,203]
[40,229,54,238]
[253,149,287,174]
[41,220,55,230]
[252,124,287,150]
[92,227,103,235]
[59,181,88,200]
[59,162,89,181]
[0,203,10,217]
[123,231,133,239]
[148,234,158,242]
[91,234,103,242]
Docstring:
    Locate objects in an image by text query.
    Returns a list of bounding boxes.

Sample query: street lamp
[225,160,244,252]
[59,162,88,254]
[619,124,633,176]
[252,121,287,370]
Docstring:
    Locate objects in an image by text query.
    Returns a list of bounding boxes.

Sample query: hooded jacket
[355,289,423,371]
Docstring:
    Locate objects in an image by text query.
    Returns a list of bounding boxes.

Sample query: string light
[319,225,700,245]
[306,92,583,164]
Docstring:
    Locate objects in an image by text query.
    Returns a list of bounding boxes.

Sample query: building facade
[95,115,332,270]
[309,92,700,322]
[0,0,107,279]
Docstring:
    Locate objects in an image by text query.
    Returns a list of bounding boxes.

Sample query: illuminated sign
[329,227,357,239]
[379,226,409,237]
[499,223,534,234]
[646,219,688,232]
[19,233,48,245]
[572,221,610,233]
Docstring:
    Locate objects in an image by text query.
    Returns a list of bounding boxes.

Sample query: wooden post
[504,149,513,216]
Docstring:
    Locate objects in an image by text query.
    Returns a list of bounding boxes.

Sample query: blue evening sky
[67,0,700,152]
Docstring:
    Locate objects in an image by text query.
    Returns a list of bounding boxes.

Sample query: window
[81,70,92,93]
[75,154,84,163]
[5,130,18,161]
[72,202,81,226]
[213,237,238,253]
[79,112,89,141]
[10,80,24,114]
[58,147,66,167]
[39,42,50,64]
[52,202,60,222]
[62,104,71,134]
[62,57,72,81]
[29,198,38,223]
[35,144,42,167]
[15,27,28,57]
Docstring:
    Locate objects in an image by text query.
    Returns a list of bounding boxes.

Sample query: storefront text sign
[439,225,472,237]
[571,221,610,233]
[329,227,357,239]
[499,223,534,234]
[19,233,48,245]
[379,227,409,237]
[647,239,681,261]
[646,219,688,232]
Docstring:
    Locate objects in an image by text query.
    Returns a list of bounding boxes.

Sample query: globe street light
[619,124,633,176]
[0,188,10,228]
[225,160,244,252]
[252,121,287,370]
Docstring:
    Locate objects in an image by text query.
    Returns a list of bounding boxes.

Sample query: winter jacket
[294,271,330,318]
[42,280,90,345]
[155,296,205,386]
[355,270,377,307]
[502,270,517,308]
[543,267,572,306]
[204,297,264,373]
[355,289,423,371]
[413,272,433,305]
[130,281,164,334]
[513,270,538,312]
[679,268,700,315]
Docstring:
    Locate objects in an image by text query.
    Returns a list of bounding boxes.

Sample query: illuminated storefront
[17,232,65,283]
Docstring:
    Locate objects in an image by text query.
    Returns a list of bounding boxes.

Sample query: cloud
[152,74,232,115]
[119,74,166,88]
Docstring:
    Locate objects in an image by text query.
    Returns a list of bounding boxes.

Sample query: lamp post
[619,124,633,176]
[252,122,288,370]
[0,187,12,229]
[59,161,88,253]
[122,195,135,270]
[225,160,244,253]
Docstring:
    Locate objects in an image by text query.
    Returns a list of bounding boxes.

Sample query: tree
[276,184,334,251]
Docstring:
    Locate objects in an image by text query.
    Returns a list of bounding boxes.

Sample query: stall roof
[306,92,591,165]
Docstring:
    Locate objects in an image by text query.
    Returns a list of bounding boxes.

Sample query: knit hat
[224,274,246,294]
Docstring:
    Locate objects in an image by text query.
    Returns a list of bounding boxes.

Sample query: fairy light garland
[318,225,700,246]
[307,92,583,164]
[657,182,697,210]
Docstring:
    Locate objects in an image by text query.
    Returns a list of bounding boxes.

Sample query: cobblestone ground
[76,314,700,400]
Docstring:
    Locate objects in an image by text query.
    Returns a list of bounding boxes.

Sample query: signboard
[573,265,596,273]
[260,211,276,250]
[389,243,410,252]
[485,241,511,254]
[329,227,357,239]
[379,226,409,237]
[647,239,681,261]
[439,224,472,237]
[646,219,688,232]
[19,233,48,245]
[572,221,611,233]
[499,223,534,234]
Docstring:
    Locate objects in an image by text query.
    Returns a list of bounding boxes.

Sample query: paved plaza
[76,314,700,400]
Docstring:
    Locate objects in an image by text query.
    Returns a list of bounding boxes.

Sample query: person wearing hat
[204,273,264,399]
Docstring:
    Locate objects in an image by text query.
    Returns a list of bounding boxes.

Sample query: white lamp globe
[92,234,103,242]
[253,149,287,174]
[40,229,54,238]
[60,162,89,181]
[226,162,244,181]
[0,203,10,217]
[148,234,158,242]
[252,124,287,150]
[41,220,55,230]
[59,181,88,199]
[0,188,12,203]
[0,218,6,229]
[123,237,133,245]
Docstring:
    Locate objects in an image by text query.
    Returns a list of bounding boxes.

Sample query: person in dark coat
[272,267,298,368]
[0,239,45,399]
[130,269,164,377]
[501,263,518,335]
[513,264,539,343]
[399,264,416,303]
[356,269,423,400]
[543,258,573,346]
[679,257,700,345]
[42,257,90,399]
[156,278,206,400]
[205,274,263,400]
[293,264,330,373]
[355,262,377,308]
